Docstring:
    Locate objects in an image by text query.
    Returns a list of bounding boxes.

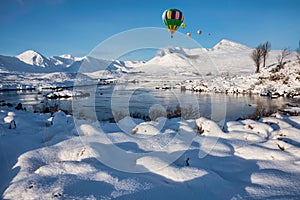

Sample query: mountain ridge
[0,39,296,75]
[212,39,250,51]
[16,50,53,68]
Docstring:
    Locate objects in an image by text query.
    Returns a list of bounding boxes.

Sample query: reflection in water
[0,90,44,105]
[1,84,300,122]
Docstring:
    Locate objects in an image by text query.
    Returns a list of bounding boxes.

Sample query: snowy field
[1,107,300,199]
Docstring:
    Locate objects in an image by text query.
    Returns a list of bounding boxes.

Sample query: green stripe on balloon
[165,19,183,27]
[162,8,184,37]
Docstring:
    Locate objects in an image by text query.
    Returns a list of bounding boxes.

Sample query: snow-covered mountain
[0,50,143,74]
[130,47,211,77]
[16,50,54,68]
[50,54,80,68]
[0,55,36,73]
[147,47,194,66]
[0,51,80,73]
[132,39,256,76]
[0,39,296,76]
[211,39,251,52]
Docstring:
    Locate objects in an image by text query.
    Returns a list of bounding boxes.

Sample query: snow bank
[181,59,300,97]
[1,106,300,199]
[137,156,208,182]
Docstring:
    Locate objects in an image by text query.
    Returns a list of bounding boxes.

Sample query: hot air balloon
[187,32,191,37]
[162,8,184,38]
[197,30,202,35]
[181,23,186,29]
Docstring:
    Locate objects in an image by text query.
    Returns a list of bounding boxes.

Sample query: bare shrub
[130,112,149,121]
[283,76,289,84]
[270,66,280,73]
[269,74,281,81]
[277,48,291,69]
[113,111,128,122]
[181,105,200,120]
[149,104,167,121]
[112,104,200,122]
[248,104,276,120]
[33,101,59,114]
[167,105,182,119]
[166,104,200,120]
[255,79,263,85]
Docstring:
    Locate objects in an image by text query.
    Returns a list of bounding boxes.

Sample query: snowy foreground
[1,107,300,199]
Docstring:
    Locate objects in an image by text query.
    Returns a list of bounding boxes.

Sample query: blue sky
[0,0,299,57]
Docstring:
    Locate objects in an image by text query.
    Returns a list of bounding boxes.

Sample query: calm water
[1,83,299,122]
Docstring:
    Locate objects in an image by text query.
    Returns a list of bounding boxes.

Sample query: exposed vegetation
[113,104,200,122]
[251,41,271,73]
[277,48,291,69]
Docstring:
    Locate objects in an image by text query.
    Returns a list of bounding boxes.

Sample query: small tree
[262,41,271,68]
[251,44,264,73]
[277,48,291,69]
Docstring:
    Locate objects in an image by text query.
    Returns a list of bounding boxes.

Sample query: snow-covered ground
[180,59,300,97]
[1,106,300,199]
[1,39,300,199]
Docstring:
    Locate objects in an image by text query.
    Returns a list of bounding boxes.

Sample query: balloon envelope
[162,8,184,37]
[197,30,202,35]
[181,23,186,29]
[187,32,191,37]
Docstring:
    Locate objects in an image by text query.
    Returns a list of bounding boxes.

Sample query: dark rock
[15,103,23,110]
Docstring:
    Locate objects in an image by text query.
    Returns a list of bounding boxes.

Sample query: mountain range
[0,39,294,75]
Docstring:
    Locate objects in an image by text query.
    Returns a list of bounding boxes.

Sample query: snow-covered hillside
[1,106,300,199]
[181,59,300,97]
